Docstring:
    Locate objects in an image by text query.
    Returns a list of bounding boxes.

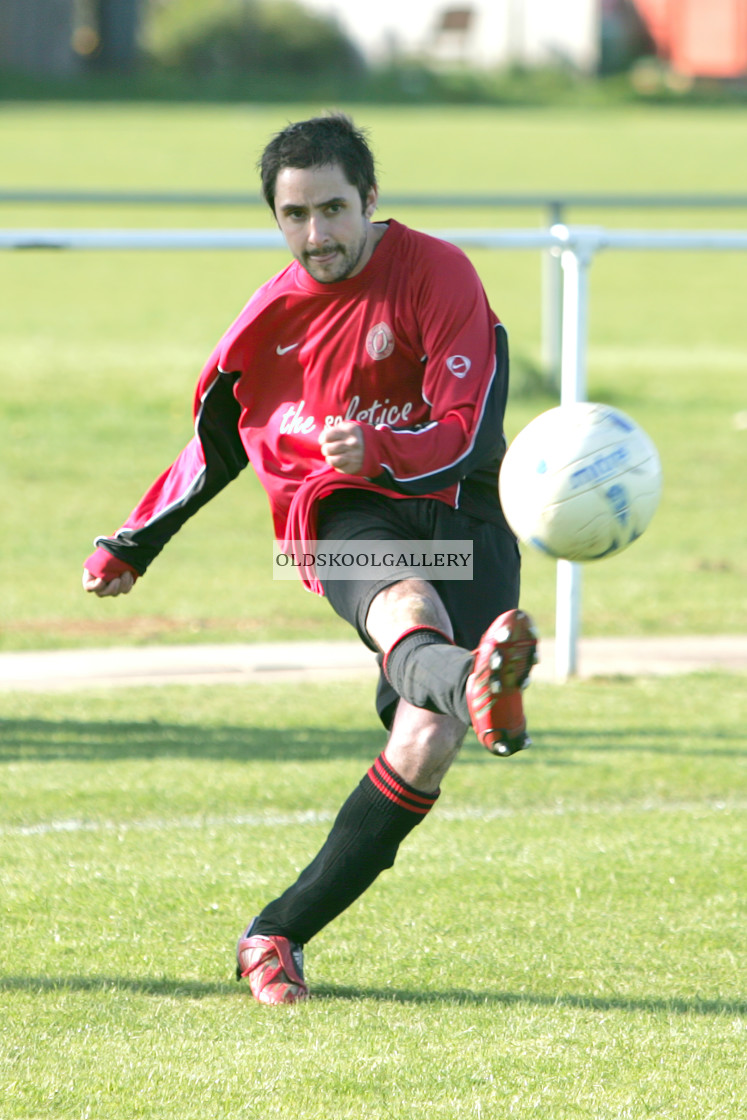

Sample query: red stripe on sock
[368,768,433,814]
[367,755,438,815]
[374,756,437,806]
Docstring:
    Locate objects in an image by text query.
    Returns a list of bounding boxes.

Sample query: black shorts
[316,489,521,729]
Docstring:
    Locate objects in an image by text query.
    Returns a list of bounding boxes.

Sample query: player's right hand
[319,421,366,474]
[82,569,136,597]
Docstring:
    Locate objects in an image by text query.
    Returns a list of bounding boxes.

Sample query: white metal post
[542,202,564,386]
[554,231,595,680]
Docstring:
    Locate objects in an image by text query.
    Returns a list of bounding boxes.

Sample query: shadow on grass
[315,985,747,1018]
[0,718,384,764]
[2,974,745,1018]
[1,717,743,765]
[535,726,744,760]
[0,974,234,999]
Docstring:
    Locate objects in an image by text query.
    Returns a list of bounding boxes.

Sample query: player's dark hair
[259,112,377,214]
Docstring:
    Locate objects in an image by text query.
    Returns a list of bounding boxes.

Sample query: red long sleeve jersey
[88,220,513,593]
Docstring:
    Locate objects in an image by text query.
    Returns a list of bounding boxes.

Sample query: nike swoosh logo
[276,343,299,355]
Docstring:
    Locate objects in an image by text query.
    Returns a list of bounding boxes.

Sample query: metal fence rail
[4,222,747,679]
[6,223,747,252]
[5,189,747,377]
[4,188,747,211]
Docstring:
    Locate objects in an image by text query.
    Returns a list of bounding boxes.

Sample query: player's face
[273,163,378,283]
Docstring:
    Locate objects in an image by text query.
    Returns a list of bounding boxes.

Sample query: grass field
[1,672,746,1119]
[1,102,746,1116]
[1,102,746,648]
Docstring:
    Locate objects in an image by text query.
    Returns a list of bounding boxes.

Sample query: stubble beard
[301,227,370,284]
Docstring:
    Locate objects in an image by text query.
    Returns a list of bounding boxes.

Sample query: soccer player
[82,113,538,1005]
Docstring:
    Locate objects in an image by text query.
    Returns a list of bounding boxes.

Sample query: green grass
[1,103,747,648]
[1,673,746,1119]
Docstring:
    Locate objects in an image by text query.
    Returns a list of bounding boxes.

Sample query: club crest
[366,321,395,361]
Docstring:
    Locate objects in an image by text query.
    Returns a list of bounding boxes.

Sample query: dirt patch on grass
[1,616,266,644]
[1,614,332,647]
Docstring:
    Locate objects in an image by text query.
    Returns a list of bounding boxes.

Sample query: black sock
[383,627,472,723]
[251,753,439,946]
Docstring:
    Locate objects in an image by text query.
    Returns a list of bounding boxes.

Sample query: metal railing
[4,187,747,211]
[5,187,747,378]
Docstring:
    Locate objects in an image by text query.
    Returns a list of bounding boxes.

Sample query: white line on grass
[1,799,742,839]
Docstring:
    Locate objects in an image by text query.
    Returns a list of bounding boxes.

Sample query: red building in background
[633,0,747,77]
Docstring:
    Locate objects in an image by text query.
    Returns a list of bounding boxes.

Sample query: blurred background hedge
[3,0,747,105]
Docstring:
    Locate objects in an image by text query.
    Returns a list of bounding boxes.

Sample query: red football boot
[236,923,309,1005]
[466,609,538,756]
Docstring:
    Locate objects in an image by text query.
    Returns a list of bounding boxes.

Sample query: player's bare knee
[366,578,453,652]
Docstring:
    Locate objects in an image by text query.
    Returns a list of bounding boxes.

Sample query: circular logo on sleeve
[446,355,471,378]
[366,322,395,361]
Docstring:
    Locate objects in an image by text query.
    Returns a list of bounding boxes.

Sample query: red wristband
[83,547,139,582]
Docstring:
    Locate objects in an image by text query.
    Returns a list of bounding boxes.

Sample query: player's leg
[235,602,532,1003]
[235,493,536,1003]
[371,576,537,756]
[236,701,464,1004]
[362,495,537,754]
[366,575,473,720]
[381,695,467,791]
[312,489,536,752]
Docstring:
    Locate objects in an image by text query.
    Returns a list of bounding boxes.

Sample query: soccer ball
[498,402,662,562]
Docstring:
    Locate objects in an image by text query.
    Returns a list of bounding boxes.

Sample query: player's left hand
[82,569,136,597]
[319,422,365,474]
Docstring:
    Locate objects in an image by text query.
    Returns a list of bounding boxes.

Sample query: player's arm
[320,247,507,492]
[366,324,508,495]
[322,327,508,488]
[83,354,248,594]
[322,325,508,493]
